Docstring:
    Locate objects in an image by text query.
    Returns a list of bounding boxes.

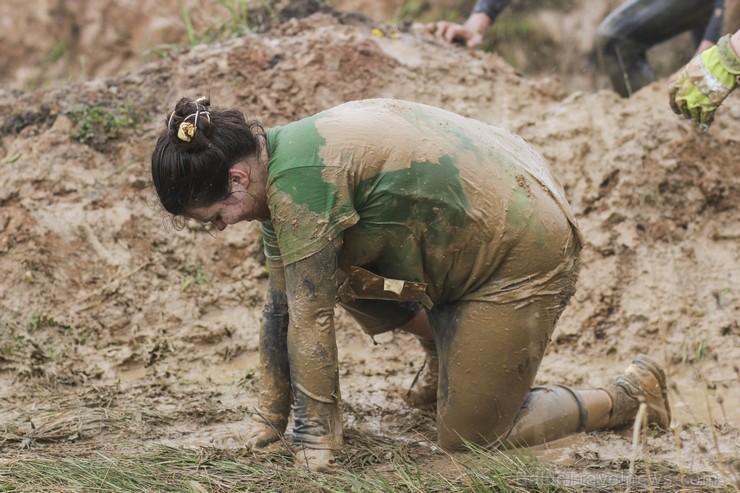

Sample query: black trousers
[597,0,718,97]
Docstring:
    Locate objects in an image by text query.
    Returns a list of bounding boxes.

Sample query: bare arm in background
[428,0,511,48]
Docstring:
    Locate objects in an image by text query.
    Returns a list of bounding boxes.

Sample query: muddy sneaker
[404,337,438,409]
[603,354,671,430]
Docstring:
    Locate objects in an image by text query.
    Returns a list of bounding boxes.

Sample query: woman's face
[188,180,269,230]
[188,194,250,231]
[187,162,269,230]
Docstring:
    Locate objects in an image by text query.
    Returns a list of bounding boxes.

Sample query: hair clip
[171,98,212,142]
[177,121,196,142]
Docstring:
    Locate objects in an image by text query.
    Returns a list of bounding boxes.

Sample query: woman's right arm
[243,254,292,449]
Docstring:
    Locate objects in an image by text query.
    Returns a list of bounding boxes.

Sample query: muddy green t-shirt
[262,99,580,304]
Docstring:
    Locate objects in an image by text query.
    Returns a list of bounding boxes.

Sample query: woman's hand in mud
[243,421,282,449]
[294,447,339,474]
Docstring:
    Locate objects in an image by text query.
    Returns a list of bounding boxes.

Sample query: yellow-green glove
[669,34,740,131]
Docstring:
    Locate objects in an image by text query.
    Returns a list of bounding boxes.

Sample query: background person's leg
[597,0,713,97]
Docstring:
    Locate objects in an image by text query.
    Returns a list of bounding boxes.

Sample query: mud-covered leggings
[597,0,724,97]
[342,229,581,450]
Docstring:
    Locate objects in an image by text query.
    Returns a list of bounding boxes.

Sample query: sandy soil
[1,1,738,491]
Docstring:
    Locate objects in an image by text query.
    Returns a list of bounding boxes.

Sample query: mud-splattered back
[263,99,579,303]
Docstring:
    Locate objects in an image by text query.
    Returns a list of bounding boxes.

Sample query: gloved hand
[669,34,740,131]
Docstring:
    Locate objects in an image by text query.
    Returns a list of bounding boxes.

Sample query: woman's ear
[228,168,250,186]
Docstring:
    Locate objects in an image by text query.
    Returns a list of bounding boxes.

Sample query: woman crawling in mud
[151,97,671,472]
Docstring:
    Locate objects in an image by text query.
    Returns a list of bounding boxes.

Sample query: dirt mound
[1,4,738,490]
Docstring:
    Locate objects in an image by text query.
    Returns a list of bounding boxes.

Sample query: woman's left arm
[283,236,344,452]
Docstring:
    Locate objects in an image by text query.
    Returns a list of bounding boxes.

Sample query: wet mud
[0,0,738,490]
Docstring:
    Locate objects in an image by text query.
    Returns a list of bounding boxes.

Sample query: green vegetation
[681,338,709,364]
[0,312,92,379]
[219,0,253,30]
[66,102,142,146]
[0,320,27,369]
[393,1,433,23]
[1,151,22,164]
[0,439,572,493]
[141,43,182,60]
[46,40,68,64]
[181,266,210,291]
[177,0,279,47]
[488,15,537,43]
[178,0,198,45]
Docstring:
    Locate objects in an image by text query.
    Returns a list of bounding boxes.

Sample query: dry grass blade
[2,408,125,448]
[1,406,172,450]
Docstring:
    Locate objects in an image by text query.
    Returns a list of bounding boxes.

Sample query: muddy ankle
[405,368,437,408]
[603,383,640,429]
[405,337,438,408]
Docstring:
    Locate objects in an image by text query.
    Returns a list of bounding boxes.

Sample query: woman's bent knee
[436,405,518,451]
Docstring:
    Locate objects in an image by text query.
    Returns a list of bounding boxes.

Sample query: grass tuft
[66,102,143,151]
[0,431,577,493]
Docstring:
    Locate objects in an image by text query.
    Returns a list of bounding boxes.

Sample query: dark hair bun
[166,97,213,147]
